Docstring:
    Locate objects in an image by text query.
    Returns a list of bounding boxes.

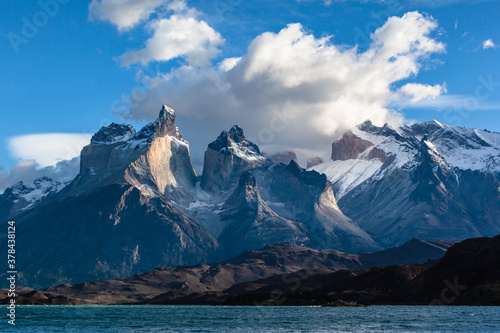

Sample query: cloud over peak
[115,11,446,165]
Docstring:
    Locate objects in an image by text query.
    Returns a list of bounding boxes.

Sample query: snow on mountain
[200,125,270,192]
[311,120,500,247]
[17,177,66,206]
[312,120,500,199]
[0,177,66,220]
[90,123,136,145]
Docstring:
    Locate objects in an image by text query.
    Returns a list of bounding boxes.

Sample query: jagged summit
[208,125,261,156]
[77,104,197,199]
[306,157,324,169]
[134,105,184,143]
[311,119,500,247]
[91,123,136,145]
[4,106,499,288]
[0,176,65,221]
[159,105,175,118]
[88,106,184,150]
[201,125,268,192]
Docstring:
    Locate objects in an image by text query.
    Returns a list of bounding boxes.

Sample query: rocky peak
[306,157,324,169]
[91,123,136,145]
[283,161,329,189]
[358,121,406,142]
[285,160,303,176]
[159,105,175,118]
[412,120,446,134]
[268,151,299,165]
[331,131,373,161]
[135,105,183,143]
[223,172,260,212]
[208,125,261,156]
[155,105,182,139]
[201,126,268,192]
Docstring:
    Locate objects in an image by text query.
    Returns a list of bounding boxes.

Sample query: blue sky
[0,0,499,189]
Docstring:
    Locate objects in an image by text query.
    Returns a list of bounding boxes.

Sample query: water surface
[2,305,499,332]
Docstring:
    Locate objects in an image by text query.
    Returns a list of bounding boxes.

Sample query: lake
[2,305,499,332]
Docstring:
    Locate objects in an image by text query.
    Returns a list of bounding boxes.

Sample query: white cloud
[395,94,500,110]
[116,11,445,166]
[89,0,168,31]
[0,158,80,193]
[397,83,446,102]
[483,39,496,49]
[118,13,224,67]
[8,133,92,167]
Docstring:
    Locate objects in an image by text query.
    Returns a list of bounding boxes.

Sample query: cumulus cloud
[115,11,445,166]
[118,12,224,67]
[397,83,446,102]
[8,133,92,167]
[89,0,168,31]
[483,39,496,49]
[0,158,80,193]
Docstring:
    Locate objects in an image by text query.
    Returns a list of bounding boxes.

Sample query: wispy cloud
[393,94,500,110]
[8,133,92,167]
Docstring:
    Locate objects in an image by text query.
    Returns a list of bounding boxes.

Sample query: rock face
[312,120,500,247]
[331,131,374,161]
[266,161,380,252]
[2,106,220,288]
[306,157,324,169]
[218,172,309,257]
[200,125,269,192]
[192,126,381,255]
[2,107,498,290]
[0,106,380,289]
[77,105,198,203]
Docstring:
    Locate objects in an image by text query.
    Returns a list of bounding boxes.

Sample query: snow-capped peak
[311,120,500,199]
[208,125,267,163]
[91,123,136,145]
[5,177,67,212]
[160,105,175,117]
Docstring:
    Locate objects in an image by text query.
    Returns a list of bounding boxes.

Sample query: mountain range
[0,105,499,288]
[0,237,454,305]
[312,120,500,247]
[3,236,499,306]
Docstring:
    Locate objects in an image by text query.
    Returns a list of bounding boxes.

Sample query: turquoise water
[2,305,499,332]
